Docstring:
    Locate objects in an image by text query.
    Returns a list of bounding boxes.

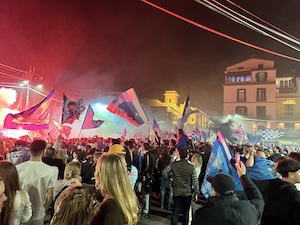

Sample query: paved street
[137,206,171,225]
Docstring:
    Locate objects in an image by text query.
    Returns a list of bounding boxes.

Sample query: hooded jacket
[193,175,264,225]
[261,179,300,225]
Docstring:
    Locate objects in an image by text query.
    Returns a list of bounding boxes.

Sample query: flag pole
[76,104,89,144]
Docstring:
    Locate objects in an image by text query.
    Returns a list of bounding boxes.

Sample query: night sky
[0,0,299,114]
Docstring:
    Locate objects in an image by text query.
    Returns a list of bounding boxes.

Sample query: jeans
[171,195,192,225]
[159,177,173,209]
[143,193,150,214]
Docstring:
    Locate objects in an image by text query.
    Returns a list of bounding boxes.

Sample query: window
[258,64,264,69]
[235,106,247,116]
[256,106,266,119]
[279,79,294,88]
[256,72,267,82]
[236,76,245,82]
[257,88,266,101]
[237,89,246,102]
[285,104,293,115]
[280,80,284,88]
[226,75,251,82]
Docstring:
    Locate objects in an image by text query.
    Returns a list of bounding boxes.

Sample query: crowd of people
[0,128,299,225]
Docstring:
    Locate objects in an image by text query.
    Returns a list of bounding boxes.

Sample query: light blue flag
[201,129,243,198]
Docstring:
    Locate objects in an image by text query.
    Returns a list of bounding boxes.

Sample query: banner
[4,89,54,130]
[107,88,149,126]
[61,94,85,124]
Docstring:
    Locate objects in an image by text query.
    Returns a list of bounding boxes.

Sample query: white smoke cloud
[0,87,18,129]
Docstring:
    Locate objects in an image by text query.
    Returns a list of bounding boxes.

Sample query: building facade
[142,90,210,130]
[276,76,300,132]
[223,58,300,136]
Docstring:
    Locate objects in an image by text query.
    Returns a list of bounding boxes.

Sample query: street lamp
[20,80,43,110]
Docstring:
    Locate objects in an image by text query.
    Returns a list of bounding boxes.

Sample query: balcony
[278,112,300,120]
[277,87,297,93]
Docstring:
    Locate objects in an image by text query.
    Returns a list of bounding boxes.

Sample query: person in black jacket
[193,162,264,225]
[140,143,154,218]
[43,147,65,179]
[261,157,300,225]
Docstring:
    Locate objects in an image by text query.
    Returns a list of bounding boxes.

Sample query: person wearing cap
[108,144,138,190]
[260,157,300,225]
[193,162,264,225]
[162,148,199,225]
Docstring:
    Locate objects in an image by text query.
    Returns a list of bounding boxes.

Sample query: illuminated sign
[282,100,296,105]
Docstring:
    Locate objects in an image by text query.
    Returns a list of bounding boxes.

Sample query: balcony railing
[277,87,297,93]
[278,112,300,120]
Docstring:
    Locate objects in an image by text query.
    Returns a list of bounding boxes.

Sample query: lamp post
[23,81,30,110]
[21,80,43,110]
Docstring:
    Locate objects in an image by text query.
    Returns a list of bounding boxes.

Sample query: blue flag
[82,105,104,129]
[201,129,243,198]
[178,95,199,129]
[153,118,163,135]
[107,88,149,126]
[182,95,190,118]
[248,135,262,144]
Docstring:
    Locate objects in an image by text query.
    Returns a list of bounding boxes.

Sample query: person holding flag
[193,161,264,225]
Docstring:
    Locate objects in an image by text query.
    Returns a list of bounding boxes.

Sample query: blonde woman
[51,186,98,225]
[55,149,68,165]
[90,153,140,225]
[53,161,82,213]
[191,153,202,179]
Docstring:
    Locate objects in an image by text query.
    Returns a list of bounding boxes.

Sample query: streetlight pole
[25,84,30,110]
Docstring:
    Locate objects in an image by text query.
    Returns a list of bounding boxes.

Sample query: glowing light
[37,84,43,89]
[23,80,29,85]
[95,103,108,112]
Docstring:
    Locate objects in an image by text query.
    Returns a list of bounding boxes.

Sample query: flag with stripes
[107,88,149,126]
[4,89,54,130]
